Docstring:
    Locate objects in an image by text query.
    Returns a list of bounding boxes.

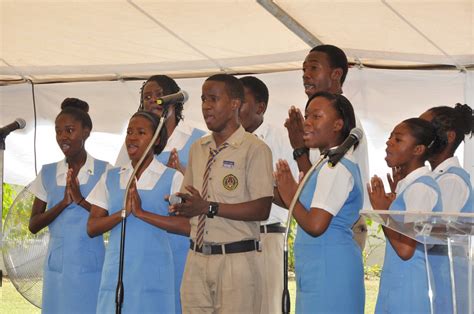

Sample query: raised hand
[167,148,185,174]
[367,175,395,210]
[387,166,402,193]
[63,178,73,206]
[128,180,142,217]
[274,159,299,207]
[284,106,306,149]
[66,168,83,204]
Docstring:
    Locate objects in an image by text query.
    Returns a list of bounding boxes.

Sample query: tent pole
[257,0,323,48]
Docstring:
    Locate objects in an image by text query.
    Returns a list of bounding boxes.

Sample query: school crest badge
[222,174,238,191]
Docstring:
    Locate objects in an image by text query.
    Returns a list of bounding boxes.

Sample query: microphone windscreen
[169,194,182,205]
[16,118,26,129]
[350,127,363,140]
[180,90,189,103]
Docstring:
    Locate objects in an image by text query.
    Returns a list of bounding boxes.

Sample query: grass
[0,277,379,313]
[0,278,40,314]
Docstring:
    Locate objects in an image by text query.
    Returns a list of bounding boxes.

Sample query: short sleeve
[27,169,47,202]
[86,172,109,211]
[437,173,469,212]
[310,163,354,216]
[403,182,438,212]
[247,142,274,200]
[171,171,184,195]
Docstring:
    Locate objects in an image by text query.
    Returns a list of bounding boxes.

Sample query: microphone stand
[115,107,170,314]
[0,135,6,286]
[282,152,329,314]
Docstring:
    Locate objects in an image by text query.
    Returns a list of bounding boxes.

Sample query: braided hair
[139,75,184,122]
[427,103,473,154]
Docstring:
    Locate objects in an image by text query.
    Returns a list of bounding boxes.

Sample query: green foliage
[287,218,297,271]
[363,217,385,279]
[364,263,382,279]
[2,184,40,243]
[2,183,18,221]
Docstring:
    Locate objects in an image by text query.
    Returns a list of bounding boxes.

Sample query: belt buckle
[202,244,212,255]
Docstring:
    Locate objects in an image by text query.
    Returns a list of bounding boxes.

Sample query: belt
[260,223,286,234]
[190,239,258,255]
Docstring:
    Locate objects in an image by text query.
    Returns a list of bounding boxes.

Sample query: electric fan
[2,186,47,308]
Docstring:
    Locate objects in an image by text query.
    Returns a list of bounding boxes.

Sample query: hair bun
[60,98,89,113]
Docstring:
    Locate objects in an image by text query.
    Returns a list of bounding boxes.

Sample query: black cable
[28,80,38,176]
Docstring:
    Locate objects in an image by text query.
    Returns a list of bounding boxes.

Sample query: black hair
[402,118,440,160]
[310,45,349,85]
[206,74,244,103]
[306,91,357,149]
[130,111,168,155]
[427,103,473,153]
[239,76,269,106]
[139,75,184,122]
[58,97,92,131]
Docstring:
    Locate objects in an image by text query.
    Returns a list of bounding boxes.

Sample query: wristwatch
[207,202,219,218]
[293,147,309,160]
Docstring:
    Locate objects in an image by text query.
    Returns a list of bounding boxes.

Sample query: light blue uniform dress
[155,127,204,314]
[96,166,176,314]
[376,175,442,314]
[430,166,473,314]
[296,158,365,313]
[41,159,107,314]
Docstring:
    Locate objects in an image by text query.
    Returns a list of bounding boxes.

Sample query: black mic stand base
[282,248,290,314]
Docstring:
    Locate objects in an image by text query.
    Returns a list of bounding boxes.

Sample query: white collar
[432,156,460,174]
[253,120,269,140]
[119,157,167,176]
[57,153,95,178]
[396,165,431,194]
[171,122,193,137]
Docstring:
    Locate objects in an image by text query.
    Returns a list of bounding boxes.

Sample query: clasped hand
[125,179,143,217]
[274,159,299,208]
[367,175,396,210]
[284,106,305,149]
[63,168,82,205]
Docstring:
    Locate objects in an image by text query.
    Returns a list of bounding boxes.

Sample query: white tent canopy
[1,0,472,83]
[1,0,473,187]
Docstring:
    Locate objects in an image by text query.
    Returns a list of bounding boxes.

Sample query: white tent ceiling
[1,0,473,84]
[0,0,473,188]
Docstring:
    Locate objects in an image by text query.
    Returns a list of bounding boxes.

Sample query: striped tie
[195,142,229,249]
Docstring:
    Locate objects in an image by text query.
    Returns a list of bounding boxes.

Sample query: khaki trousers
[181,249,262,314]
[258,232,284,314]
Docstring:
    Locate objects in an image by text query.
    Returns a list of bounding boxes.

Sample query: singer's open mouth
[127,144,139,155]
[59,143,71,152]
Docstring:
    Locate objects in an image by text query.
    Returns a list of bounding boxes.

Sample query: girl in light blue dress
[87,111,190,314]
[368,118,443,314]
[115,75,205,313]
[140,76,205,314]
[275,92,365,313]
[29,98,109,314]
[420,103,473,313]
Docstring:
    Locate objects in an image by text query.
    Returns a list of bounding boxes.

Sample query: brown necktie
[195,142,229,248]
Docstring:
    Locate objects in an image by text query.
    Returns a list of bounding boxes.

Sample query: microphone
[0,118,26,137]
[168,194,182,205]
[156,90,189,107]
[327,128,363,167]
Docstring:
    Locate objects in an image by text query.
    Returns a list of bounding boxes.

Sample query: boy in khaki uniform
[171,74,274,313]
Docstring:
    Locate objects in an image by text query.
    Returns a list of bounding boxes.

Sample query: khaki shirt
[182,125,274,243]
